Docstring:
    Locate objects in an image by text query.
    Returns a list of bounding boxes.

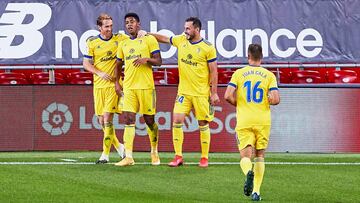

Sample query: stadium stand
[326,70,358,83]
[0,72,29,85]
[30,72,66,84]
[289,70,326,83]
[67,71,93,85]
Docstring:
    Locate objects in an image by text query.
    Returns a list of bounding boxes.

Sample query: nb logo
[0,3,52,58]
[42,102,73,136]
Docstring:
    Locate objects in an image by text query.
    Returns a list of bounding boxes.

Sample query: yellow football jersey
[229,66,278,127]
[117,35,160,90]
[84,33,128,88]
[170,34,217,96]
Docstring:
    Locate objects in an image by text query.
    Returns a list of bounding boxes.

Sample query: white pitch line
[0,162,359,165]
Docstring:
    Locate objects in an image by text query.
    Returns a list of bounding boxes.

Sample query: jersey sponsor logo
[42,102,73,136]
[181,58,198,66]
[126,54,141,61]
[0,3,51,58]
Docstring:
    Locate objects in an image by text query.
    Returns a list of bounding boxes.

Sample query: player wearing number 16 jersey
[224,44,280,201]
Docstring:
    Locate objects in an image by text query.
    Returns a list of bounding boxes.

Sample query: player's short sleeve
[116,40,124,61]
[207,45,217,63]
[268,72,278,91]
[170,34,186,47]
[147,35,160,55]
[84,38,94,59]
[118,33,129,42]
[228,71,239,88]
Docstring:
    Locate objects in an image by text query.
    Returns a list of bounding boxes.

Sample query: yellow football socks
[124,124,135,158]
[103,122,115,156]
[112,130,120,149]
[172,123,184,157]
[253,157,265,194]
[240,157,253,175]
[147,123,159,153]
[199,124,210,159]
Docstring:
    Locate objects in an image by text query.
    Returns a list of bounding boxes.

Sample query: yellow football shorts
[93,86,122,116]
[123,89,156,115]
[173,94,214,121]
[235,125,271,151]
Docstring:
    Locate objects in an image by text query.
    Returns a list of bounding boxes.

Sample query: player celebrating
[145,17,220,168]
[114,13,162,166]
[83,13,128,164]
[224,44,280,201]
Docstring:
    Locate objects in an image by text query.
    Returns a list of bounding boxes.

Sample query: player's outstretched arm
[268,89,280,105]
[224,85,237,106]
[148,33,171,44]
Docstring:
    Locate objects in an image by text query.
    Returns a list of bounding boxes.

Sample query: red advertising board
[1,86,360,152]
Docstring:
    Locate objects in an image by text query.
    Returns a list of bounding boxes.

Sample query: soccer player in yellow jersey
[83,13,128,164]
[114,13,162,167]
[145,17,220,168]
[224,44,280,201]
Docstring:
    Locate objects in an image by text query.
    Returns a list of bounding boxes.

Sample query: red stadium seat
[166,68,179,79]
[290,70,326,84]
[0,72,29,85]
[326,70,358,83]
[67,72,93,85]
[153,71,166,85]
[218,71,233,84]
[304,67,336,76]
[270,70,291,83]
[164,71,178,84]
[30,72,66,84]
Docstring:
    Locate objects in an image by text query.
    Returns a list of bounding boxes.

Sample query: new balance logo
[0,3,52,58]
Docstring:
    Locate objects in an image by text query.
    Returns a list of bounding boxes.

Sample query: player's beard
[185,32,194,40]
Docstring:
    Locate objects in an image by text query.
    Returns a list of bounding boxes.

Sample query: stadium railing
[0,63,359,87]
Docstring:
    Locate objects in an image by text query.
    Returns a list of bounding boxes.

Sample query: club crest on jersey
[107,51,112,56]
[129,48,135,54]
[187,54,193,59]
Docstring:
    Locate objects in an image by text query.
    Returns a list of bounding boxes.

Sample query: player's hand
[115,81,123,96]
[137,30,147,38]
[133,58,148,67]
[97,71,113,81]
[210,93,220,105]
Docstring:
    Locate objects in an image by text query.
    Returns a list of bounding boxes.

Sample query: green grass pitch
[0,152,359,202]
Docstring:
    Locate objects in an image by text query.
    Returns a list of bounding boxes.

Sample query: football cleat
[168,155,183,167]
[199,157,208,168]
[151,153,161,166]
[244,170,254,196]
[95,159,108,164]
[114,157,135,166]
[251,192,262,201]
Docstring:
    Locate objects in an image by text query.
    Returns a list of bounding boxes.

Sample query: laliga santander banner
[0,86,360,152]
[31,86,238,152]
[1,0,360,64]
